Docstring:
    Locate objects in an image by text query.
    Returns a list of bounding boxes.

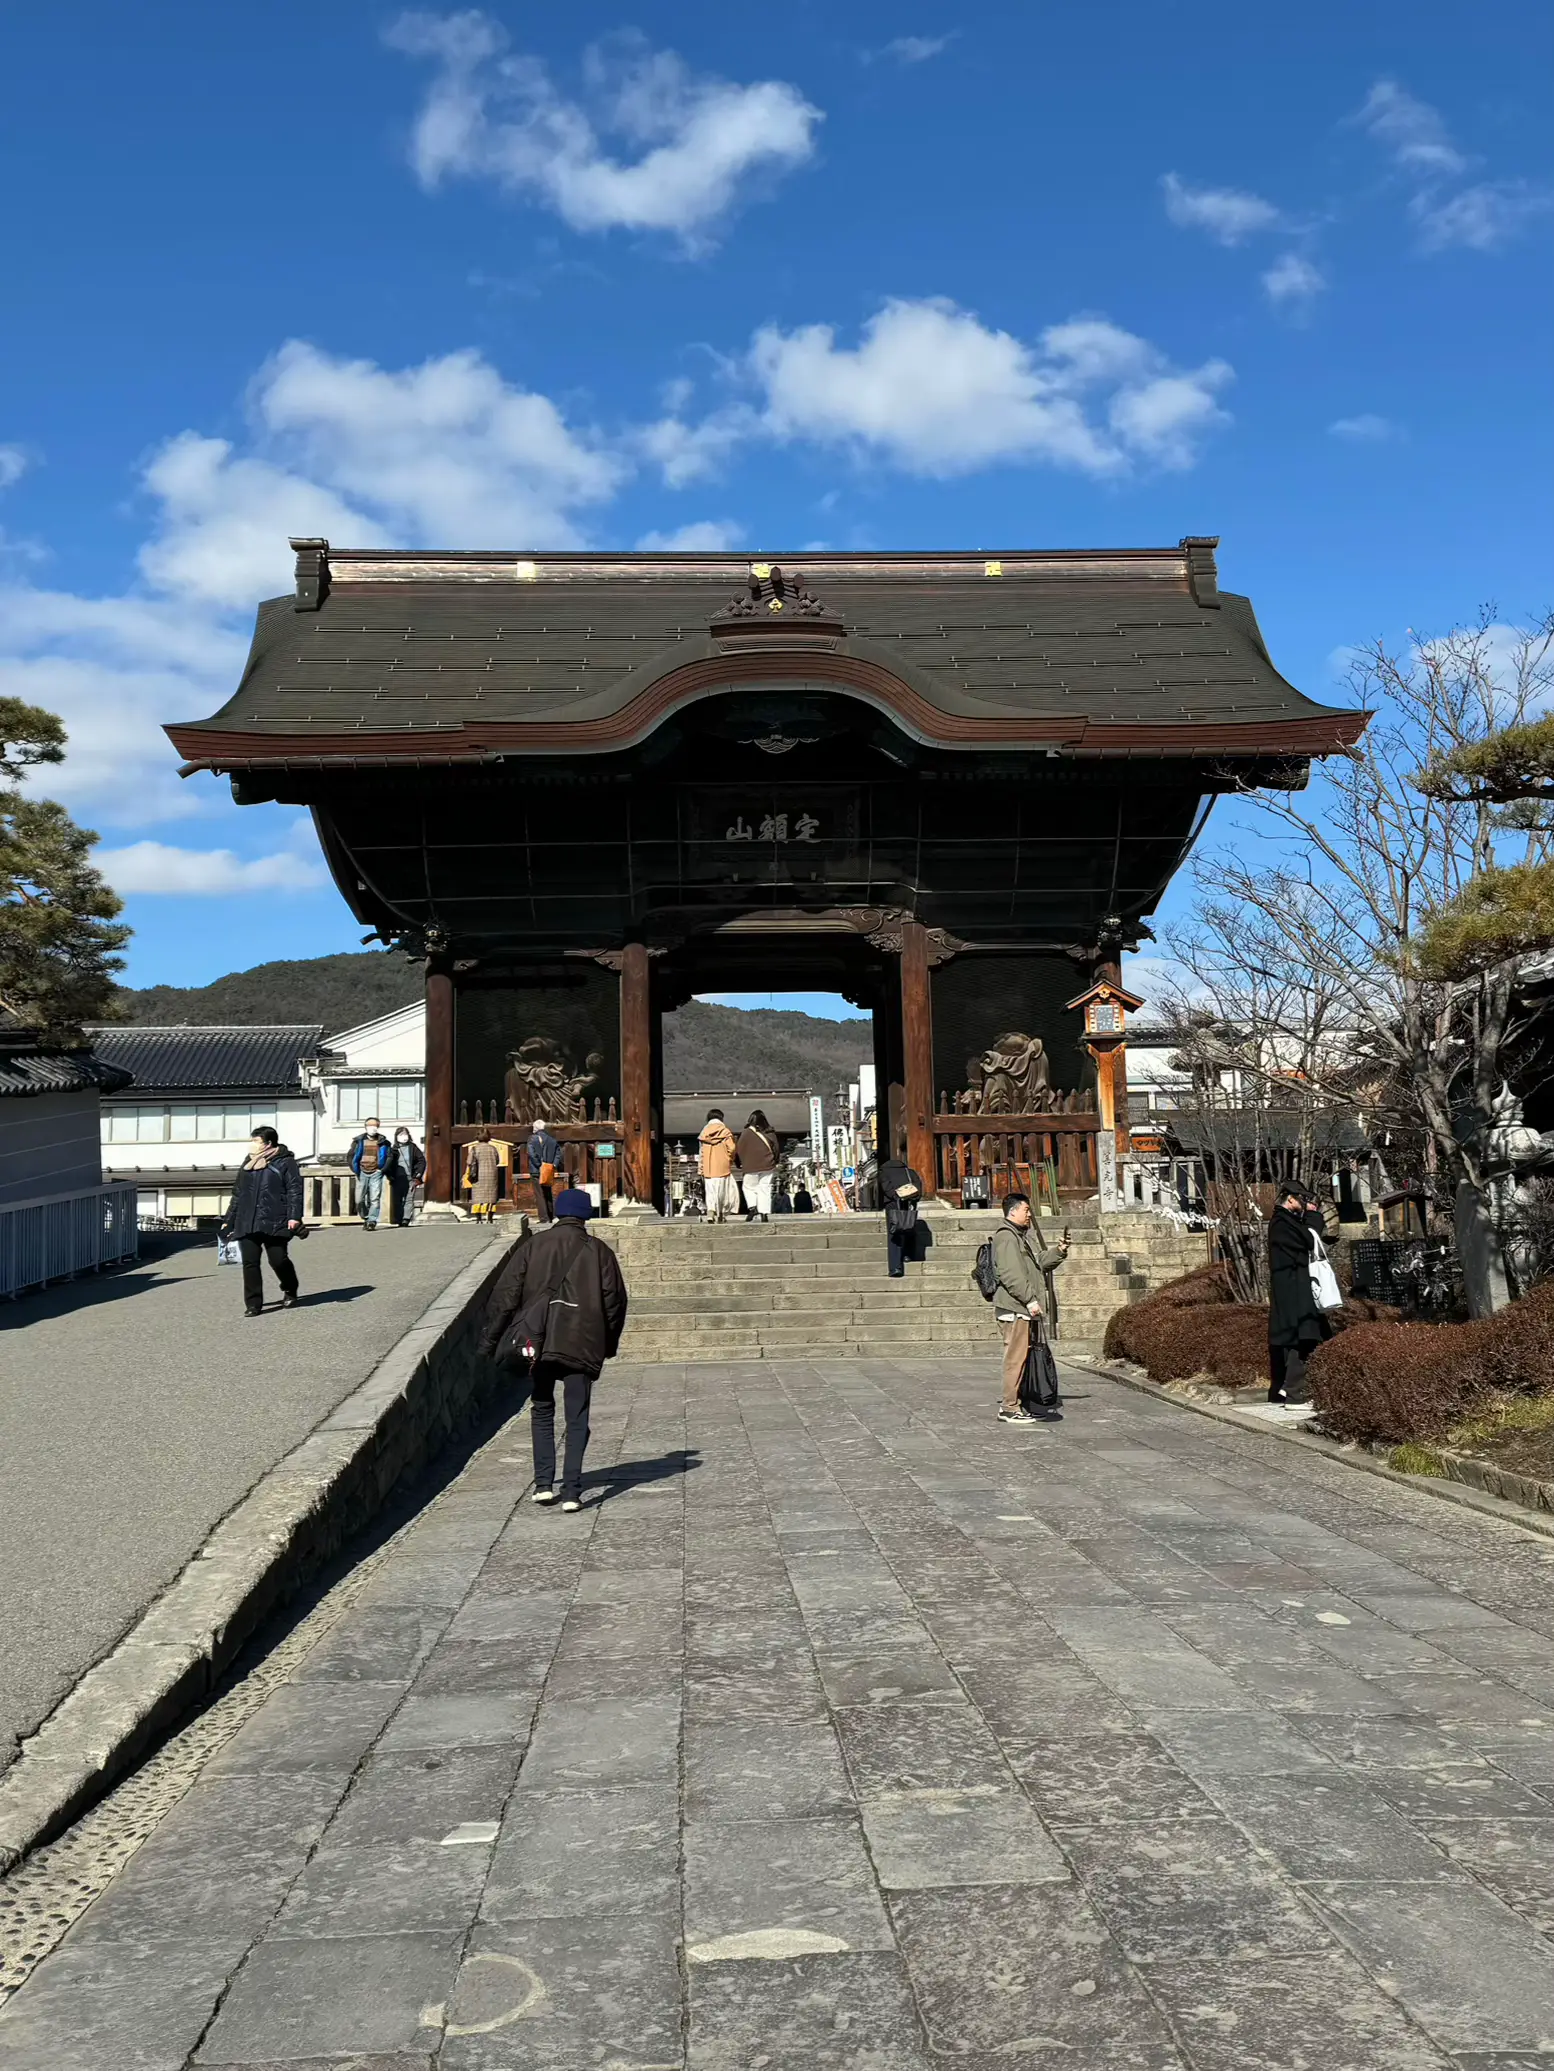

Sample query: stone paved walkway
[0,1222,494,1775]
[4,1354,1554,2068]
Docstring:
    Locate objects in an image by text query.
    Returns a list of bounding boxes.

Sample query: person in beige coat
[464,1128,504,1222]
[698,1109,739,1222]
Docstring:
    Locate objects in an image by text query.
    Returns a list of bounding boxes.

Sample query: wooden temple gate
[168,541,1363,1213]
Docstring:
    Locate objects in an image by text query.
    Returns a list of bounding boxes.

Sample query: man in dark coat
[877,1143,925,1278]
[222,1126,304,1317]
[525,1117,562,1223]
[1268,1182,1327,1405]
[480,1195,628,1510]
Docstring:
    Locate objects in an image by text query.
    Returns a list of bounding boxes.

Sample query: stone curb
[1091,1359,1554,1547]
[1423,1446,1554,1516]
[0,1230,520,1876]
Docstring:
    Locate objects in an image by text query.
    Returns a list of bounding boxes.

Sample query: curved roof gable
[167,541,1364,768]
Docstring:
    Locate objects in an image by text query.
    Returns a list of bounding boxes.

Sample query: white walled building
[87,1025,324,1224]
[306,1002,426,1160]
[89,1004,427,1224]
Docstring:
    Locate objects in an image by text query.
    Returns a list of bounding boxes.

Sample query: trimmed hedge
[1309,1282,1554,1445]
[1104,1260,1389,1394]
[1104,1265,1268,1388]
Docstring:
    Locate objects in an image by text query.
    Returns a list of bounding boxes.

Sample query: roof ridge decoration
[710,564,844,642]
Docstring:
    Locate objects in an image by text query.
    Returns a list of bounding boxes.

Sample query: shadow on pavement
[0,1268,183,1327]
[583,1447,703,1505]
[287,1285,375,1307]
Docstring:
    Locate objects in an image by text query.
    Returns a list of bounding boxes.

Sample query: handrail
[0,1181,140,1299]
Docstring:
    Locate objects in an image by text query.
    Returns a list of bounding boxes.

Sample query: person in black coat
[1267,1182,1327,1405]
[480,1198,629,1510]
[222,1127,304,1317]
[386,1127,427,1226]
[877,1144,926,1278]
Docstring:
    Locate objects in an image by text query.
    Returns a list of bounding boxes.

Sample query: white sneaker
[532,1489,557,1506]
[561,1498,582,1513]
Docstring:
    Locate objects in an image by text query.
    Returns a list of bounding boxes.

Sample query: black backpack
[971,1240,999,1302]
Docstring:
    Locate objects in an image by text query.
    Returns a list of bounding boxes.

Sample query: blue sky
[2,0,1549,1013]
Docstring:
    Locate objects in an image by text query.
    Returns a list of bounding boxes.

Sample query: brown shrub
[1121,1302,1272,1387]
[1306,1323,1486,1445]
[1309,1284,1554,1445]
[1478,1282,1554,1392]
[1104,1259,1393,1387]
[1142,1263,1236,1310]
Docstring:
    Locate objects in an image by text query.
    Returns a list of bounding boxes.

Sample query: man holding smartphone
[991,1192,1068,1423]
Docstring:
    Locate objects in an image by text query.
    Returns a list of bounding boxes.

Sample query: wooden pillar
[1095,951,1131,1164]
[620,942,654,1204]
[900,920,937,1196]
[425,960,455,1203]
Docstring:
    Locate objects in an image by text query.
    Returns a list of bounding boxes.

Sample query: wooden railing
[450,1121,627,1208]
[932,1112,1101,1205]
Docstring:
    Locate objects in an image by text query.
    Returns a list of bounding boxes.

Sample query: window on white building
[103,1104,280,1143]
[337,1081,425,1123]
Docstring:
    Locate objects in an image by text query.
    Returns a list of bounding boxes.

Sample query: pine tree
[0,697,130,1040]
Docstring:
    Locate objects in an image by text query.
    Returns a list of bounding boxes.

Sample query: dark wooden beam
[900,920,936,1197]
[620,941,654,1204]
[425,961,455,1203]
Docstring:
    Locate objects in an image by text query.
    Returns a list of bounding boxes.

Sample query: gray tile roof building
[84,1025,324,1097]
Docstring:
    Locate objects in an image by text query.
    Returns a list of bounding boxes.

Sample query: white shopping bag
[216,1233,242,1266]
[1308,1230,1343,1311]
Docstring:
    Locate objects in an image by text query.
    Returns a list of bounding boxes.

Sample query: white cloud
[743,299,1232,477]
[136,341,624,611]
[1160,171,1283,245]
[1352,78,1551,256]
[1411,180,1554,252]
[94,841,330,896]
[0,446,26,491]
[1354,79,1466,175]
[386,14,820,243]
[873,34,955,64]
[1328,413,1400,441]
[1261,252,1325,307]
[3,340,629,830]
[635,520,743,551]
[8,303,1236,856]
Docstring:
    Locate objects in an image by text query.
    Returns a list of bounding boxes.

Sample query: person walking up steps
[991,1191,1068,1423]
[221,1126,303,1318]
[526,1116,561,1223]
[736,1110,781,1221]
[698,1108,739,1223]
[480,1183,628,1510]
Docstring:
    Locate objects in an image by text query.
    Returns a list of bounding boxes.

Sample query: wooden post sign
[1066,978,1144,1208]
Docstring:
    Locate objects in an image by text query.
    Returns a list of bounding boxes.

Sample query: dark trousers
[531,1364,594,1499]
[533,1182,554,1224]
[1268,1341,1313,1405]
[240,1234,297,1312]
[887,1223,922,1277]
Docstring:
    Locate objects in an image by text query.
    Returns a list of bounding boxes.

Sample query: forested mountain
[115,952,421,1032]
[661,1000,872,1090]
[114,954,872,1089]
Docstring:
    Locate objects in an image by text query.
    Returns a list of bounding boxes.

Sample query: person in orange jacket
[698,1109,739,1222]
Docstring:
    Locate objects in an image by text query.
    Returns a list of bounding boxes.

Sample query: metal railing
[1120,1154,1212,1220]
[0,1182,140,1299]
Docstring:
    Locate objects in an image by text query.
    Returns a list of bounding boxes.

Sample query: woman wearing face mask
[220,1126,303,1316]
[388,1125,427,1226]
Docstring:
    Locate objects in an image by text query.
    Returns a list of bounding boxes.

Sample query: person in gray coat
[991,1192,1067,1423]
